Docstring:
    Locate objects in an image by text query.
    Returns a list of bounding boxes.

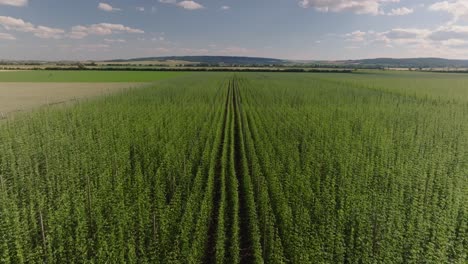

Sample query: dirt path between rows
[0,82,145,117]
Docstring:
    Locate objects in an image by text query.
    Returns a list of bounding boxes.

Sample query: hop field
[0,72,467,263]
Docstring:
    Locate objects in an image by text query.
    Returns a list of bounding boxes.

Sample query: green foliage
[0,72,467,263]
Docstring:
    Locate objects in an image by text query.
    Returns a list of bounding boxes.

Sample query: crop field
[314,71,468,101]
[0,82,146,116]
[0,72,467,263]
[0,71,184,82]
[0,71,183,117]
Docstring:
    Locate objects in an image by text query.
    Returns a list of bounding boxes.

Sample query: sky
[1,0,468,60]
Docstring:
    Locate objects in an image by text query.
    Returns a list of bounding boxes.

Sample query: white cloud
[298,0,400,15]
[104,38,126,43]
[34,26,65,39]
[341,25,468,57]
[429,25,468,41]
[221,5,230,10]
[345,30,367,42]
[159,0,204,10]
[0,16,64,39]
[152,36,165,41]
[136,7,145,12]
[69,23,144,39]
[0,32,15,40]
[387,7,413,16]
[0,0,27,7]
[68,29,88,40]
[177,1,204,10]
[0,16,34,31]
[98,3,121,12]
[383,28,429,40]
[440,38,468,47]
[429,1,468,22]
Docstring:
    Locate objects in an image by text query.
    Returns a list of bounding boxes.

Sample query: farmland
[0,71,184,83]
[0,71,184,117]
[0,71,467,263]
[0,83,146,116]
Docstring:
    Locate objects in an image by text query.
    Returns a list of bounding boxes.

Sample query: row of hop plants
[237,72,467,263]
[240,76,307,263]
[0,74,231,263]
[1,71,467,263]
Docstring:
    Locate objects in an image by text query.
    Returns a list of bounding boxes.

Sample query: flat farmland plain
[0,71,184,116]
[0,71,466,263]
[0,70,184,82]
[0,82,143,115]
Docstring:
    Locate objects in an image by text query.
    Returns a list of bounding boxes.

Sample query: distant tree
[77,63,86,70]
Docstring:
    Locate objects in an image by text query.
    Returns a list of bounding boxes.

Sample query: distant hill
[5,56,468,69]
[339,58,468,68]
[108,56,468,68]
[106,56,285,66]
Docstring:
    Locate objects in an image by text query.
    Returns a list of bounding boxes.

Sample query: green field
[0,72,467,263]
[0,71,184,82]
[314,70,468,101]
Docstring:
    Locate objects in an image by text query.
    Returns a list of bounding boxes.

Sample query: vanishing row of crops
[1,72,467,263]
[237,73,467,263]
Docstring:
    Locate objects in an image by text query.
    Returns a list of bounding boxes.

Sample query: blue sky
[0,0,468,60]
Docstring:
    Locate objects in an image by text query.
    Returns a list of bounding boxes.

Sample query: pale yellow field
[0,82,142,116]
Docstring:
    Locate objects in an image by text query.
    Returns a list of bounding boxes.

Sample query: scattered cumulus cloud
[0,16,64,39]
[0,0,27,7]
[0,16,34,31]
[221,5,230,10]
[151,36,166,41]
[429,1,468,23]
[345,30,368,42]
[387,7,413,16]
[69,23,144,39]
[0,32,15,40]
[177,1,204,10]
[298,0,400,15]
[384,28,429,40]
[136,7,145,12]
[429,25,468,41]
[341,24,468,57]
[440,38,468,47]
[104,38,126,43]
[159,0,204,10]
[148,32,167,42]
[98,2,121,12]
[33,26,66,39]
